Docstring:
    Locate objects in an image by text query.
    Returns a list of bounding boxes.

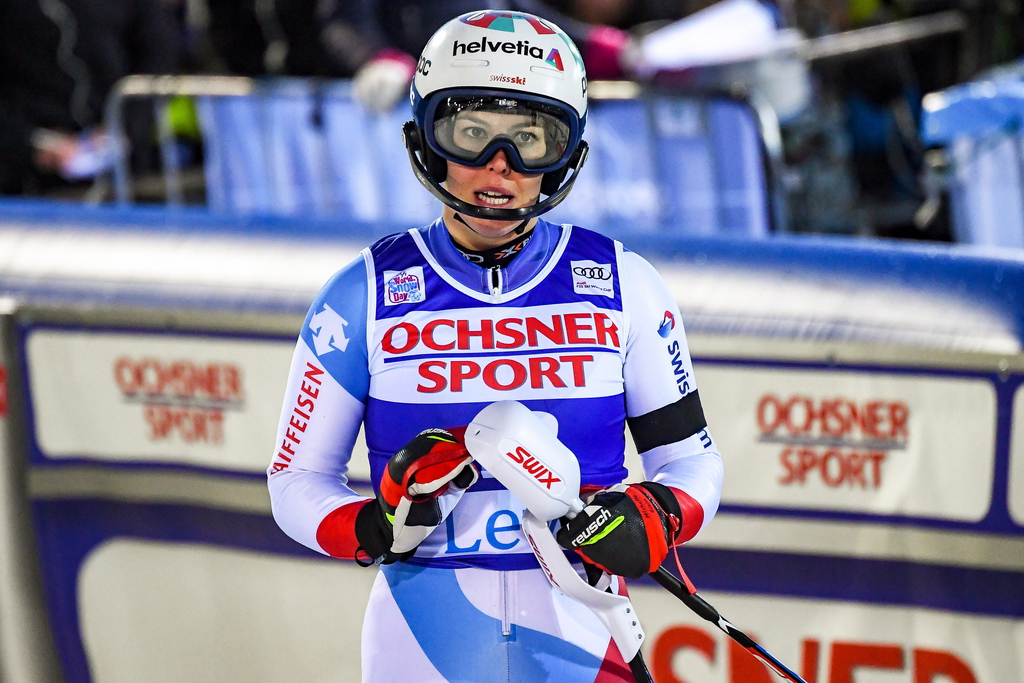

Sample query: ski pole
[466,401,807,683]
[467,402,653,683]
[649,566,808,683]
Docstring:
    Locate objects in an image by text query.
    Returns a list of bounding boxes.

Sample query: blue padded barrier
[946,135,1024,249]
[364,105,440,225]
[263,91,334,216]
[1,197,1022,342]
[191,81,771,235]
[549,98,661,228]
[921,66,1024,247]
[549,95,770,236]
[321,89,382,220]
[196,82,439,222]
[196,96,275,214]
[709,99,770,237]
[651,97,717,235]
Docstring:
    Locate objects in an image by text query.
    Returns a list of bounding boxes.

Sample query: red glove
[318,427,477,564]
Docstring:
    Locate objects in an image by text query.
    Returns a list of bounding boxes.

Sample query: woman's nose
[486,148,511,174]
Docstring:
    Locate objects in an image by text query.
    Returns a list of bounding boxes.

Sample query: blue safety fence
[183,79,773,236]
[921,59,1024,248]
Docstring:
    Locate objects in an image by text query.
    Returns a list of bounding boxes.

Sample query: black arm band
[627,390,707,454]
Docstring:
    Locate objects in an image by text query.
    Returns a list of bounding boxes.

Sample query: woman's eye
[462,126,487,139]
[515,131,539,144]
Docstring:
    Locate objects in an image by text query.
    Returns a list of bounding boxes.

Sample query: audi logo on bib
[570,260,614,298]
[572,266,610,280]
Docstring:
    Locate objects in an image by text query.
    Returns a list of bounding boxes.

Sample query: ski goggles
[427,93,577,174]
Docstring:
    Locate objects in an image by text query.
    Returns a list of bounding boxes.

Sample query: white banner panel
[697,365,996,520]
[77,540,1024,683]
[27,330,294,473]
[629,585,1024,683]
[1008,385,1024,527]
[78,540,374,683]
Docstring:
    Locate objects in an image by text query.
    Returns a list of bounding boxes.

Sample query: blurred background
[4,0,1023,241]
[1,1,1023,682]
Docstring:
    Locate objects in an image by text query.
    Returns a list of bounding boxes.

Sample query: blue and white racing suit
[268,217,724,682]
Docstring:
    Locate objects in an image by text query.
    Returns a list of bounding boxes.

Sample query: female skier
[268,9,724,682]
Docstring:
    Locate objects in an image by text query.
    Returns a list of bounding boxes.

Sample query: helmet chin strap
[453,213,531,238]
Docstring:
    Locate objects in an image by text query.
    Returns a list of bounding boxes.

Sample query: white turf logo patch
[384,267,426,306]
[571,260,614,298]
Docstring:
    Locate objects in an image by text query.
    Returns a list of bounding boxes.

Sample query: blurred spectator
[550,0,690,29]
[0,0,179,196]
[164,0,225,75]
[782,89,863,234]
[206,0,634,111]
[204,0,331,76]
[810,1,964,239]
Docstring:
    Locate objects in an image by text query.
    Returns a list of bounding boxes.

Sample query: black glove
[556,481,682,579]
[355,428,477,565]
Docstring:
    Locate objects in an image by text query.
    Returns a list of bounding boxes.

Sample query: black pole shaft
[628,651,654,683]
[650,568,809,683]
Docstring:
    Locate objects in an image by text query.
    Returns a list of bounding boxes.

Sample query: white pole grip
[522,511,645,661]
[466,400,646,665]
[465,401,584,521]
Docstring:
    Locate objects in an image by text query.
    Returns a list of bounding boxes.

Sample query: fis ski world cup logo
[459,11,566,71]
[384,267,426,306]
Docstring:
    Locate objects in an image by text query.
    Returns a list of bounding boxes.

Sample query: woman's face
[442,111,545,251]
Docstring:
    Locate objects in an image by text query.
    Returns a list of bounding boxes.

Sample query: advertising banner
[74,539,1024,683]
[77,539,373,683]
[696,363,997,521]
[14,325,1024,683]
[26,329,296,473]
[630,585,1024,683]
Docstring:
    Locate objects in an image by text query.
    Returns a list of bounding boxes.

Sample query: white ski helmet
[403,10,590,221]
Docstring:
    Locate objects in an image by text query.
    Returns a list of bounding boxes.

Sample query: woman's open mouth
[475,190,514,206]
